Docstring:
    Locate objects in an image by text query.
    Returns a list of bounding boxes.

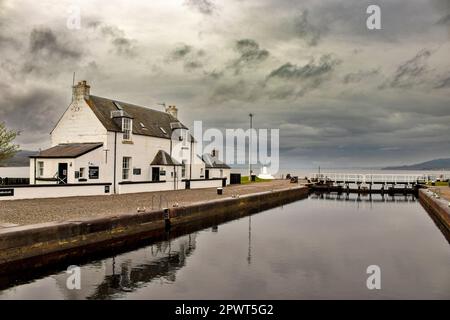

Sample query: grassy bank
[240,176,274,184]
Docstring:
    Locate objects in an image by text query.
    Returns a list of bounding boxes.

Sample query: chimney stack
[211,149,218,158]
[165,105,178,119]
[72,80,90,101]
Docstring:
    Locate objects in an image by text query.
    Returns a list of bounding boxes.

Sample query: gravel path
[0,180,298,226]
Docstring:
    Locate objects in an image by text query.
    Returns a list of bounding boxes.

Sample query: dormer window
[123,118,132,141]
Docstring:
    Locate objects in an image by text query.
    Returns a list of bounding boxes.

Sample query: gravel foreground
[0,180,299,226]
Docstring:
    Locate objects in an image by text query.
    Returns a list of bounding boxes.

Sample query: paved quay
[0,180,298,226]
[430,186,450,202]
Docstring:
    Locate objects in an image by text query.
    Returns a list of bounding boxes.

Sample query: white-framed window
[79,167,86,178]
[122,118,132,141]
[122,157,131,180]
[37,161,44,177]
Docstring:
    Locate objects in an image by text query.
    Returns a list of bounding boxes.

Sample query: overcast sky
[0,0,449,168]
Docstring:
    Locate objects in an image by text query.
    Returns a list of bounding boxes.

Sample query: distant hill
[383,158,450,170]
[0,150,38,167]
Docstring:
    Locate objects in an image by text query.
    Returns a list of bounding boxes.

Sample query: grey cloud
[0,85,66,145]
[229,39,269,74]
[267,54,339,80]
[90,24,138,58]
[29,28,81,60]
[167,44,206,72]
[434,74,450,88]
[184,0,216,15]
[295,9,322,46]
[343,68,380,84]
[381,49,432,89]
[437,14,450,25]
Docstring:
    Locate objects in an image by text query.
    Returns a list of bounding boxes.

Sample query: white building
[27,80,230,196]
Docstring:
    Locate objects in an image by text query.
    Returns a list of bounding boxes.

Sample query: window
[37,161,44,177]
[182,161,186,178]
[79,167,85,178]
[89,166,99,179]
[122,157,131,180]
[122,118,132,141]
[220,169,223,177]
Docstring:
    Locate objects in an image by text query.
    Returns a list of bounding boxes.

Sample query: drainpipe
[190,139,193,180]
[33,158,36,185]
[113,132,117,194]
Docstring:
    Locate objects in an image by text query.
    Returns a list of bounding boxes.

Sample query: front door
[58,163,68,184]
[152,167,160,181]
[205,169,210,179]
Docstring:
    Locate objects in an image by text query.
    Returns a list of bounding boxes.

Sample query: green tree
[0,122,19,164]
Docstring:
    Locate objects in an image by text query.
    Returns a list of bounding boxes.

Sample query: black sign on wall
[0,189,14,197]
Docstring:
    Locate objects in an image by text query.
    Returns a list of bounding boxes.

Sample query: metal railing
[310,173,428,184]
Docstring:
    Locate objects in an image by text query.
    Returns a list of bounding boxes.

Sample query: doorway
[57,163,68,184]
[205,169,210,179]
[152,167,160,181]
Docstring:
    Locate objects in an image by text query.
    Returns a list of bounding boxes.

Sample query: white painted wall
[51,99,108,147]
[207,168,231,185]
[0,184,111,201]
[118,180,185,194]
[189,179,223,189]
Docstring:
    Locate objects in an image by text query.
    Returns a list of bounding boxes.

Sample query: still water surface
[0,193,449,299]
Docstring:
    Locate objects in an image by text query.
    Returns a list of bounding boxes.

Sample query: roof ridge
[89,95,171,116]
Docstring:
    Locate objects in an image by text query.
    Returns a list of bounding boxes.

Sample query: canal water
[0,193,449,299]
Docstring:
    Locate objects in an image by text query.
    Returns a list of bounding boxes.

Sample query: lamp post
[249,113,253,179]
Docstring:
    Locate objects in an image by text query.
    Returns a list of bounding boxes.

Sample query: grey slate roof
[151,150,182,166]
[31,143,103,158]
[86,95,187,139]
[202,154,231,169]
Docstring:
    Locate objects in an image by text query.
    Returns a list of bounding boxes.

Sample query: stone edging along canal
[0,186,308,274]
[418,188,450,238]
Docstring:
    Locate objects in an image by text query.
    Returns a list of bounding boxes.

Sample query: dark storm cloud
[295,9,322,46]
[229,39,269,74]
[167,44,206,72]
[343,68,380,84]
[0,86,66,144]
[184,0,216,15]
[29,28,81,60]
[381,49,432,89]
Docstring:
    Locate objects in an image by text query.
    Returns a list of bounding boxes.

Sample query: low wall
[189,178,223,189]
[0,186,308,274]
[0,183,111,200]
[118,180,184,194]
[419,189,450,233]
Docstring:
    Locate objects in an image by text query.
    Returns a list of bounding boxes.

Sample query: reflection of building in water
[247,216,252,265]
[53,233,197,299]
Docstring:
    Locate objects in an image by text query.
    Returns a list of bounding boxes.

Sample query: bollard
[163,208,171,230]
[217,187,223,195]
